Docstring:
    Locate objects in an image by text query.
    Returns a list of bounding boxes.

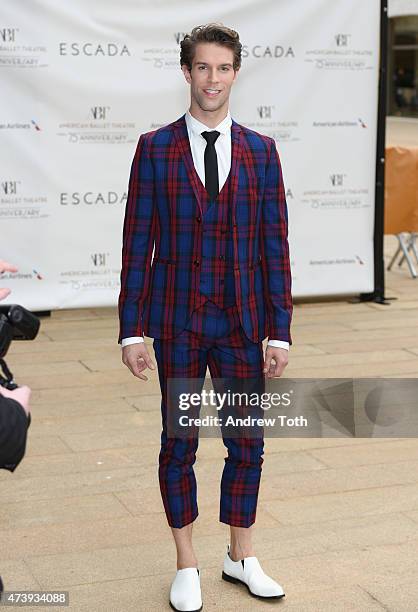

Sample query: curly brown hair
[180,23,242,72]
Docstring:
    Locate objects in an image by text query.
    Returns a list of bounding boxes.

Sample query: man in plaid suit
[119,24,292,611]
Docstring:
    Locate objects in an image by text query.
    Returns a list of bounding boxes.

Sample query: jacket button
[219,255,225,261]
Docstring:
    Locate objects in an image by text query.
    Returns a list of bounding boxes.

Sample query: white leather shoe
[169,567,203,612]
[222,546,285,600]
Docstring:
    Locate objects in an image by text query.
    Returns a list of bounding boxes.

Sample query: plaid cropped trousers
[153,299,265,529]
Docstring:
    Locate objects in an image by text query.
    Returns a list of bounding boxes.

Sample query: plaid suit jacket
[118,114,292,344]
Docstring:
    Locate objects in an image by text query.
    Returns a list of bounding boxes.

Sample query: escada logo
[59,43,131,57]
[242,45,295,59]
[330,174,345,187]
[0,28,18,42]
[173,32,187,45]
[257,105,275,119]
[60,192,127,205]
[90,106,110,120]
[91,252,109,267]
[335,34,351,47]
[1,180,19,195]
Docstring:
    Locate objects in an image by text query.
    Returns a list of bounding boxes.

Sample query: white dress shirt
[121,109,289,351]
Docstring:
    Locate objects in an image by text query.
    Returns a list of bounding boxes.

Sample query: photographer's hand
[0,385,31,417]
[0,259,18,300]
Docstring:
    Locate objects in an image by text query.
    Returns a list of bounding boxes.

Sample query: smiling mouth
[203,89,221,97]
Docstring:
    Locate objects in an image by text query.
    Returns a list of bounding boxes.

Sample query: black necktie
[201,130,220,200]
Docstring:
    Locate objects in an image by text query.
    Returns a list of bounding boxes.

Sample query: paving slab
[2,234,418,611]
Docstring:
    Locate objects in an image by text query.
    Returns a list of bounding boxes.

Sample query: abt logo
[335,34,351,47]
[174,32,187,44]
[91,252,109,267]
[1,181,20,195]
[330,174,345,187]
[0,28,18,43]
[90,106,110,120]
[257,105,275,119]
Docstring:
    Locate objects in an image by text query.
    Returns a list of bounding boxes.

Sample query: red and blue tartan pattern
[154,300,265,528]
[196,156,237,309]
[118,114,292,344]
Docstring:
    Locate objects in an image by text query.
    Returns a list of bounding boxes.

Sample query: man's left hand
[263,347,288,378]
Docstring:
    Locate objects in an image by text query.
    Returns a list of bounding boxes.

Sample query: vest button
[196,216,201,223]
[193,259,200,266]
[219,255,225,261]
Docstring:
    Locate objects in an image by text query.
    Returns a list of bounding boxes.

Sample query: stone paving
[1,234,418,611]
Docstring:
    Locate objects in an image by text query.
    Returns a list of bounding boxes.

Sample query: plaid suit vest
[193,168,236,310]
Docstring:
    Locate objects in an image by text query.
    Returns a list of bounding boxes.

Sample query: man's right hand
[122,343,156,381]
[0,385,31,417]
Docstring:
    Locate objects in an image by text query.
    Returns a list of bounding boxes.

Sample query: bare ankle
[229,545,254,561]
[177,558,198,570]
[171,522,197,570]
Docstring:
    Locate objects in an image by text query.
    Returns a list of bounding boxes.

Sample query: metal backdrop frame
[359,0,390,304]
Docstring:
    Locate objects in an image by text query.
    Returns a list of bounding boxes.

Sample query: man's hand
[0,259,18,301]
[263,347,288,378]
[122,343,156,381]
[0,385,31,417]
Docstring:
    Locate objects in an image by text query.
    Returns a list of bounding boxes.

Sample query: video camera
[0,305,40,390]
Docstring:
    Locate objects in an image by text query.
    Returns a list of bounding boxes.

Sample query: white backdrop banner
[1,0,381,309]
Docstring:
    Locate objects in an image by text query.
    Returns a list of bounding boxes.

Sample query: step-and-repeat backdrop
[1,0,381,310]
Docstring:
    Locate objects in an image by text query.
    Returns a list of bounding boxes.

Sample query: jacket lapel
[172,114,243,217]
[173,115,204,215]
[230,120,242,222]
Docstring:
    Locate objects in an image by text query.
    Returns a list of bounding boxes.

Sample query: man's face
[182,43,238,113]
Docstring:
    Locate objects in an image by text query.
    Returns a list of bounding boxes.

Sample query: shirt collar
[185,109,232,139]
